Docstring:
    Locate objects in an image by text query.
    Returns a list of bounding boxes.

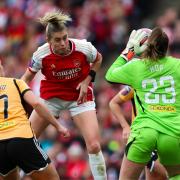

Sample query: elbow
[32,101,41,109]
[109,100,114,111]
[105,72,111,82]
[105,73,114,84]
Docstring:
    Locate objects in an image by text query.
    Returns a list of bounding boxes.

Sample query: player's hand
[76,80,88,105]
[122,126,131,143]
[57,125,70,138]
[133,29,151,55]
[120,30,136,61]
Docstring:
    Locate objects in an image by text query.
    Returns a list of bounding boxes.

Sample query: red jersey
[29,39,98,101]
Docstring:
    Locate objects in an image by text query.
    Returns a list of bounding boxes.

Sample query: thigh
[157,134,180,166]
[72,110,100,146]
[126,128,158,164]
[0,141,16,177]
[7,138,51,175]
[119,155,145,180]
[30,163,59,180]
[145,160,168,180]
[30,110,49,138]
[164,165,180,177]
[3,168,20,180]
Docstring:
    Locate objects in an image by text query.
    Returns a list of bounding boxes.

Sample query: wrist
[88,70,96,82]
[120,49,135,61]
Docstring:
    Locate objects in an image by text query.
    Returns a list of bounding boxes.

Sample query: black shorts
[0,137,51,176]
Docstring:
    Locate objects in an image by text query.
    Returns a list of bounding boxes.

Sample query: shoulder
[166,56,180,62]
[71,38,97,53]
[33,43,51,59]
[125,58,142,66]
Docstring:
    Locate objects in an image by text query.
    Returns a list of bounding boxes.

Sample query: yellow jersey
[118,86,136,121]
[0,77,34,140]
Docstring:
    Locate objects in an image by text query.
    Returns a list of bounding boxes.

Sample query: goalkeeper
[109,86,167,180]
[106,27,180,180]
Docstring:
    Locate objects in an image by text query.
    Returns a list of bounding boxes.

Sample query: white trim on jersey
[30,43,51,72]
[70,38,98,62]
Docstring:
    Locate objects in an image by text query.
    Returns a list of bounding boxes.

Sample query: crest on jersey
[73,59,80,67]
[51,64,56,69]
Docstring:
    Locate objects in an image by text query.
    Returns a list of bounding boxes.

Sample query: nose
[59,40,65,46]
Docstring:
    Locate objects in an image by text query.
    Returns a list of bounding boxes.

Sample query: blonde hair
[39,11,72,40]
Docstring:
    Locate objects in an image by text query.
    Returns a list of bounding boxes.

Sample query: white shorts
[43,98,96,117]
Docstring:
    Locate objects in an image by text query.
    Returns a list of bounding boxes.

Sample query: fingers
[134,29,147,42]
[63,130,70,138]
[77,92,87,105]
[76,83,80,90]
[129,30,136,39]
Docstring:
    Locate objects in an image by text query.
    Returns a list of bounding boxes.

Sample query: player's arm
[105,29,148,84]
[76,52,102,104]
[21,50,42,83]
[23,90,70,137]
[21,69,36,84]
[0,60,5,77]
[89,52,102,80]
[109,90,131,143]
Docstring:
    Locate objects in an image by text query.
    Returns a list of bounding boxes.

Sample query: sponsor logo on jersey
[0,85,6,90]
[52,68,81,79]
[0,121,15,130]
[30,59,36,68]
[149,105,176,112]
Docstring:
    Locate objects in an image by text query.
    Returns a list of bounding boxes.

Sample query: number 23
[142,76,176,104]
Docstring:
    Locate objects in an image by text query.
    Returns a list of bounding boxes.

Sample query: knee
[87,141,101,153]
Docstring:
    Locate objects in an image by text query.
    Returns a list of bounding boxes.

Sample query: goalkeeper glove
[133,29,151,55]
[120,30,136,61]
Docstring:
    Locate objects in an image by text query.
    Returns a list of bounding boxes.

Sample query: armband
[89,70,96,82]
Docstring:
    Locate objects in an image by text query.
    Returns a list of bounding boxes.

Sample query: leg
[30,110,49,138]
[29,163,60,180]
[3,168,20,180]
[73,110,107,180]
[145,160,168,180]
[157,134,180,179]
[73,110,101,153]
[164,165,180,178]
[119,155,145,180]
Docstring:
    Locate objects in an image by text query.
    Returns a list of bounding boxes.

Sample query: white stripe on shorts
[33,138,48,160]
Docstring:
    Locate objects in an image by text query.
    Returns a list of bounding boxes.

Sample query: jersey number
[0,94,8,119]
[142,76,176,104]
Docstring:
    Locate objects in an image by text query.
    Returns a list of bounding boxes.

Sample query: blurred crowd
[0,0,179,179]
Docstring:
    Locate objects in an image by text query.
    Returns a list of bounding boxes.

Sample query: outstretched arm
[109,88,132,143]
[21,69,36,84]
[23,90,70,137]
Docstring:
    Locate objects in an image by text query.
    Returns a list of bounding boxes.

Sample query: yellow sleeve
[15,79,31,95]
[118,86,134,102]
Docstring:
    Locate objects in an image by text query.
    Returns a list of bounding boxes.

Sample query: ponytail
[38,11,72,40]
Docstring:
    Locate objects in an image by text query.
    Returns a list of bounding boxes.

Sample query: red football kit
[29,39,98,101]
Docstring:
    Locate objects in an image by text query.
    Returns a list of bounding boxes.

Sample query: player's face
[49,30,69,55]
